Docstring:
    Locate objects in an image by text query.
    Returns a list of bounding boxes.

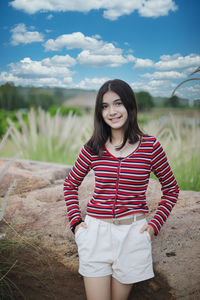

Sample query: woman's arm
[63,146,92,232]
[148,139,179,235]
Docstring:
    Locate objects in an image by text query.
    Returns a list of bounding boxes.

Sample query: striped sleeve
[148,139,179,235]
[63,146,92,229]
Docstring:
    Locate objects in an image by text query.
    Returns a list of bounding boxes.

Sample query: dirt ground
[1,237,176,300]
[1,159,199,300]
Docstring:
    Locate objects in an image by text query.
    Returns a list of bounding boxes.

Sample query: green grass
[171,153,200,191]
[1,108,93,165]
[1,108,200,191]
[150,153,200,191]
[141,111,200,191]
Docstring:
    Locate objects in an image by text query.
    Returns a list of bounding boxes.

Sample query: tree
[28,88,55,110]
[0,82,26,110]
[194,99,200,109]
[164,95,181,108]
[135,91,154,111]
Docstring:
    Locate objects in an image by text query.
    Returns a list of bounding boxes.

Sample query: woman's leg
[83,275,111,300]
[111,277,133,300]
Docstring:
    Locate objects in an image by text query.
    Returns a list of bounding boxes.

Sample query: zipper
[112,160,121,218]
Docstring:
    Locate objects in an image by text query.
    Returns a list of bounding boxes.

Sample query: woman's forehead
[102,91,120,103]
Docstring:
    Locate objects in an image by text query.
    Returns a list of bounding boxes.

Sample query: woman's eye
[102,104,108,109]
[116,101,122,106]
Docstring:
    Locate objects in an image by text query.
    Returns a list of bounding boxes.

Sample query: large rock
[0,158,199,299]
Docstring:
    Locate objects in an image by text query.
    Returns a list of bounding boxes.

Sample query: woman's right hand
[74,221,87,234]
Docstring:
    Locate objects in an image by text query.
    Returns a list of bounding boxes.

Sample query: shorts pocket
[75,226,86,241]
[145,230,152,243]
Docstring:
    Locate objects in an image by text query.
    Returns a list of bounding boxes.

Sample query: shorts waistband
[99,214,145,225]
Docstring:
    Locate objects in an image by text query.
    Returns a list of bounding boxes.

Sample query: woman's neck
[110,129,125,146]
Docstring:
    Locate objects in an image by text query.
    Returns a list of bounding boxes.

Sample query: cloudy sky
[0,0,199,99]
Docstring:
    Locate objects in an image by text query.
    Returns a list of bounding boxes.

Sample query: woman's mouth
[109,116,121,123]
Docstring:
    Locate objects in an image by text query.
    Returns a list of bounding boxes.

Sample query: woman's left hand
[140,224,155,240]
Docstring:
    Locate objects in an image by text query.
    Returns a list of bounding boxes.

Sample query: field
[0,107,200,191]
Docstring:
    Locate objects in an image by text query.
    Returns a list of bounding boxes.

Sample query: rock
[0,160,51,197]
[0,158,200,299]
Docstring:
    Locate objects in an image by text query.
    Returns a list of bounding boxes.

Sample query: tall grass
[142,113,200,191]
[6,108,93,165]
[0,126,16,230]
[0,128,22,299]
[2,108,200,191]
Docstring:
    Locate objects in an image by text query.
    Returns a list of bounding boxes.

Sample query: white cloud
[42,54,76,67]
[141,71,186,80]
[77,50,127,67]
[44,32,122,55]
[44,32,129,67]
[47,14,53,20]
[126,54,135,62]
[44,32,99,51]
[131,75,200,99]
[92,34,101,39]
[10,23,44,45]
[133,58,154,69]
[76,77,110,89]
[131,79,176,97]
[175,83,200,100]
[130,54,200,72]
[10,0,178,20]
[155,53,200,71]
[0,55,75,87]
[9,56,74,78]
[139,0,177,17]
[0,71,72,87]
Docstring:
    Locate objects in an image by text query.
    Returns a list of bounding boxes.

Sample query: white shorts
[75,214,154,284]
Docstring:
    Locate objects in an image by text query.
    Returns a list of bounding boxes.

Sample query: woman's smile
[109,116,122,122]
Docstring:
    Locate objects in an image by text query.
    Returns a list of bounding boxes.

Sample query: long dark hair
[86,79,143,155]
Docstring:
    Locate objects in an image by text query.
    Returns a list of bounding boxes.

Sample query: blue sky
[0,0,199,99]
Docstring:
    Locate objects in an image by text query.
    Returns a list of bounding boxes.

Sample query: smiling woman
[63,79,179,300]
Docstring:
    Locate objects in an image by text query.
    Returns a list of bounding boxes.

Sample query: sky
[0,0,200,99]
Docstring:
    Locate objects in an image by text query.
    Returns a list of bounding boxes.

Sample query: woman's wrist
[71,220,83,234]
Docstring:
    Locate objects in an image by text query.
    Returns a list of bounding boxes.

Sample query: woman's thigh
[83,276,132,300]
[111,277,132,300]
[83,275,111,300]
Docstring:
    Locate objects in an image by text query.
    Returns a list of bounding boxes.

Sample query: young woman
[64,79,179,300]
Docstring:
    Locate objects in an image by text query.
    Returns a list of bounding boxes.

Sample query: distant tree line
[0,82,60,111]
[0,82,95,111]
[0,82,84,137]
[0,82,195,112]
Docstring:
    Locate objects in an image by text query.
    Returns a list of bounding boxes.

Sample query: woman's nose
[108,105,116,115]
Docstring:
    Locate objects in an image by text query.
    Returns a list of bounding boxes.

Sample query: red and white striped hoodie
[63,135,179,235]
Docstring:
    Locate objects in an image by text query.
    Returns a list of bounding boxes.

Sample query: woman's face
[101,91,128,131]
